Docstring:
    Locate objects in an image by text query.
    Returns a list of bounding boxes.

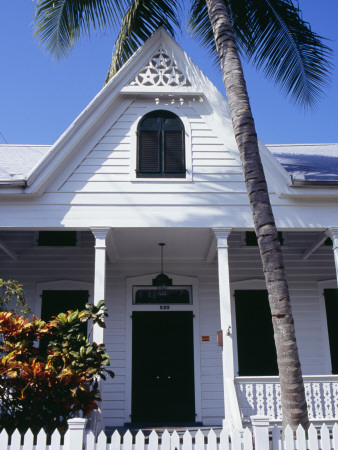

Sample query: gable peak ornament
[129,47,191,87]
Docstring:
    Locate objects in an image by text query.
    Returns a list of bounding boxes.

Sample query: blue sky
[0,0,337,145]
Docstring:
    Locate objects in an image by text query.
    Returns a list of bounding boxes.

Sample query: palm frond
[105,0,180,84]
[188,0,250,66]
[188,0,218,65]
[34,0,126,58]
[239,0,332,108]
[189,0,332,108]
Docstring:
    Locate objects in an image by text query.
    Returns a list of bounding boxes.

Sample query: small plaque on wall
[201,336,210,342]
[217,330,223,346]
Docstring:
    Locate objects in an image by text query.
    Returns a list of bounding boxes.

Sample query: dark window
[324,289,338,373]
[235,290,278,376]
[325,238,332,246]
[245,231,284,246]
[38,231,77,246]
[41,290,89,321]
[137,110,185,178]
[40,290,89,353]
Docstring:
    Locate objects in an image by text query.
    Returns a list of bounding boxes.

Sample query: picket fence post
[251,415,270,450]
[66,418,87,450]
[7,422,338,450]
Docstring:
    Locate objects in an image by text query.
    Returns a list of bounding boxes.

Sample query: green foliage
[33,0,332,108]
[0,279,30,316]
[34,0,126,58]
[189,0,332,108]
[104,0,180,83]
[0,301,114,433]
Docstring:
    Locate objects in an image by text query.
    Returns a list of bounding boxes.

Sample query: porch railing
[235,375,338,422]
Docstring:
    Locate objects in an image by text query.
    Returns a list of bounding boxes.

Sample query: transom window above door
[137,110,186,178]
[133,285,192,304]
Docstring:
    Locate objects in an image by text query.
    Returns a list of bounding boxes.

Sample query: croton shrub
[0,278,30,316]
[0,300,114,432]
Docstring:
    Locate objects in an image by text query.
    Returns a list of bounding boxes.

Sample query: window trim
[130,105,192,182]
[137,111,186,178]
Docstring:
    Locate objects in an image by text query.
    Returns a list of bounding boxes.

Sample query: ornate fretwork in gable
[129,47,191,87]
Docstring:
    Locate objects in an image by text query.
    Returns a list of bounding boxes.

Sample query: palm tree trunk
[205,0,309,431]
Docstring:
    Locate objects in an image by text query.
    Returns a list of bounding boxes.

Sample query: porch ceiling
[111,228,213,261]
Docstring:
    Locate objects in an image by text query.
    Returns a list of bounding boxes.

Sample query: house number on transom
[160,305,170,310]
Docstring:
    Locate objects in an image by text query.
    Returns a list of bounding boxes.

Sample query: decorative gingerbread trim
[129,47,191,87]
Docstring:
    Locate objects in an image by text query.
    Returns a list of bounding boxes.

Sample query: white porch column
[91,227,110,345]
[90,227,110,434]
[326,227,338,286]
[213,228,242,430]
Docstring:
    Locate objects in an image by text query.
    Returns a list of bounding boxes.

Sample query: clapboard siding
[60,99,245,195]
[80,159,131,166]
[86,150,130,159]
[192,159,240,167]
[193,151,237,159]
[91,143,130,151]
[60,180,247,192]
[0,230,336,426]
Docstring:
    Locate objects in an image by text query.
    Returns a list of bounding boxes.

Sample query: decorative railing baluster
[235,375,338,422]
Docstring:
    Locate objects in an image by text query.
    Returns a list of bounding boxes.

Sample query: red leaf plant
[0,300,114,433]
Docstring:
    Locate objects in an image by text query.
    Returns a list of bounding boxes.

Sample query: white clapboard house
[1,28,338,430]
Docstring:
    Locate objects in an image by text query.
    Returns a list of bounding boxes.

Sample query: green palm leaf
[34,0,126,58]
[105,0,180,83]
[189,0,332,108]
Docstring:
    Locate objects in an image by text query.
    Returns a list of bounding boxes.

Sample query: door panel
[235,290,278,376]
[132,311,195,423]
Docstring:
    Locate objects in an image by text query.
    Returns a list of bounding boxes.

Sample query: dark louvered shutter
[137,110,185,178]
[138,130,160,173]
[164,130,185,174]
[324,289,338,373]
[235,290,278,376]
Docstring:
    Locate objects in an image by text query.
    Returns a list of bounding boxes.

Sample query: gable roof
[0,27,336,198]
[0,28,236,195]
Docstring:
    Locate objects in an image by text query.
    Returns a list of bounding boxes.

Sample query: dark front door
[132,311,195,423]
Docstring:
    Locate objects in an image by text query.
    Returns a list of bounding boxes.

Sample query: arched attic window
[137,110,186,178]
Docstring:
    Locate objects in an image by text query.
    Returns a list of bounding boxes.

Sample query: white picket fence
[2,417,338,450]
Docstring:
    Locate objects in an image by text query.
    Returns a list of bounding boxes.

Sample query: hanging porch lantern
[152,243,172,298]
